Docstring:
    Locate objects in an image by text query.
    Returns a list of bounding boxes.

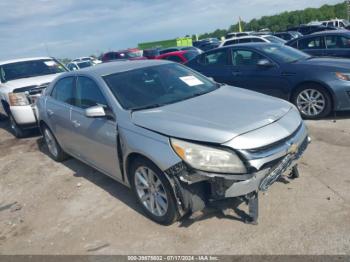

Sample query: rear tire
[9,113,26,138]
[130,157,178,225]
[292,84,332,119]
[42,125,68,162]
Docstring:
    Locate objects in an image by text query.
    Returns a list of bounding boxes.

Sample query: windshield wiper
[130,103,165,112]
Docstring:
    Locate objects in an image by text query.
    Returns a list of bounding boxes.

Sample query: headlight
[8,92,29,106]
[335,72,350,81]
[170,138,247,174]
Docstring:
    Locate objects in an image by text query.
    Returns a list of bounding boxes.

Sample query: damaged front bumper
[164,122,310,218]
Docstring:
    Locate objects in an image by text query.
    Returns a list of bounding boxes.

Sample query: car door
[229,48,290,99]
[324,34,350,58]
[190,48,232,84]
[45,77,76,152]
[298,36,325,56]
[69,76,121,179]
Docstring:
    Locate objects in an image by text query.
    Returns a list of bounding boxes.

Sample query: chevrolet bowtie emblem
[287,143,298,154]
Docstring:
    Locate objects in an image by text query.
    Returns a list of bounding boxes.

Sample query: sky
[0,0,342,60]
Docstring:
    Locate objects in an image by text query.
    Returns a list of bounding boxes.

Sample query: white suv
[0,57,67,137]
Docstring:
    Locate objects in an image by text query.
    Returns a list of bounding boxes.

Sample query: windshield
[77,61,92,68]
[259,45,310,63]
[264,35,286,44]
[0,59,66,82]
[103,63,218,110]
[126,50,142,58]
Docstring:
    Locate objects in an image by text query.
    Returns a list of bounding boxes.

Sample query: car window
[298,36,322,49]
[51,77,75,105]
[223,39,237,46]
[325,35,350,49]
[250,38,265,43]
[289,40,298,48]
[164,55,183,63]
[75,77,108,109]
[231,50,265,66]
[238,38,251,43]
[160,48,178,55]
[203,50,228,65]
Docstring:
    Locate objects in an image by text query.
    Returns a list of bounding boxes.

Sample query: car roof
[224,35,264,42]
[68,59,173,77]
[0,56,53,66]
[311,29,350,36]
[217,42,278,50]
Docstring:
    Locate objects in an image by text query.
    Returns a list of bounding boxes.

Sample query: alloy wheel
[44,128,58,157]
[296,89,326,117]
[134,166,168,217]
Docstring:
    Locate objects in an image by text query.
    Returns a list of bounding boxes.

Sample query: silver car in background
[36,60,309,225]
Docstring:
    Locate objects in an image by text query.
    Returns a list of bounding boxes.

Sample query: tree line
[195,1,348,40]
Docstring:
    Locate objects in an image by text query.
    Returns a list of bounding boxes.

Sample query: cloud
[0,0,342,60]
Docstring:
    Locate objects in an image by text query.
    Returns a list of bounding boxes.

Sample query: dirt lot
[0,113,349,255]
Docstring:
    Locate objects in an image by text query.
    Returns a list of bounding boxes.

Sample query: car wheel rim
[134,166,168,217]
[44,128,58,157]
[296,89,325,117]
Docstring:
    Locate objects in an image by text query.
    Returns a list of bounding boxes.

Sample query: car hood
[297,57,350,69]
[0,74,61,93]
[131,85,293,144]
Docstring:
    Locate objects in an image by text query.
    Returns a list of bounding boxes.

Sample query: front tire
[292,84,332,119]
[130,157,178,225]
[42,125,68,162]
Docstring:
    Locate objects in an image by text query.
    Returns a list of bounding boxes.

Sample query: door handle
[47,109,54,117]
[232,71,242,76]
[72,120,81,128]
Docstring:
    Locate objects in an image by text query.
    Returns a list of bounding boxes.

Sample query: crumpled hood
[0,74,61,93]
[132,85,292,144]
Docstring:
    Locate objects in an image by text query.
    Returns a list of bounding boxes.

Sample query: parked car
[159,46,202,55]
[273,31,303,41]
[186,43,350,119]
[220,35,286,47]
[198,42,220,51]
[72,57,102,65]
[155,50,200,63]
[143,48,160,59]
[0,57,67,137]
[225,31,254,39]
[321,19,350,29]
[286,24,338,35]
[66,61,93,71]
[101,48,146,62]
[36,60,309,225]
[193,38,220,49]
[286,30,350,58]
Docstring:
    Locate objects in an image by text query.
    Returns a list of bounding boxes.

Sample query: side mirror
[85,105,106,118]
[257,59,274,67]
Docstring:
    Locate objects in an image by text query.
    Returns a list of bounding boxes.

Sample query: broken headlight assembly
[170,138,247,174]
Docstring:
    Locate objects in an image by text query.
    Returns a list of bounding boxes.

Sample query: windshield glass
[103,63,218,110]
[264,35,286,44]
[259,45,310,63]
[77,61,92,68]
[0,59,66,82]
[126,51,142,58]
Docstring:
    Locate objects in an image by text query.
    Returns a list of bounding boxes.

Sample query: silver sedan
[36,60,309,225]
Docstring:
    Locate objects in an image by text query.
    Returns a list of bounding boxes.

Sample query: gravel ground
[0,113,349,255]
